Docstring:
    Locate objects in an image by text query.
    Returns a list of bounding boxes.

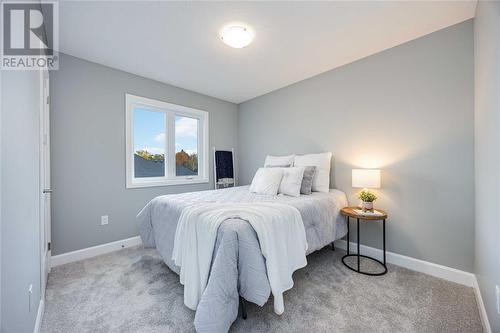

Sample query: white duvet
[172,202,308,315]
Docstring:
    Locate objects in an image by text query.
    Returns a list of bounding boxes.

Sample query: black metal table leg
[357,218,360,272]
[346,216,349,255]
[383,219,386,266]
[341,215,387,276]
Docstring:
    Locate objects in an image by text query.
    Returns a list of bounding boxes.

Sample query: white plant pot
[361,201,374,211]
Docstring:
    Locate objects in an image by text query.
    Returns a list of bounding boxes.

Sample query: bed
[137,185,348,333]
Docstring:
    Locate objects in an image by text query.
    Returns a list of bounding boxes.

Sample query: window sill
[126,177,209,189]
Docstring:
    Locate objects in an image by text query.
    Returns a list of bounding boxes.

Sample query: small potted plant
[358,190,377,211]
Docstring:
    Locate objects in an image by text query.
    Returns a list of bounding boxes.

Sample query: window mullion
[197,118,202,179]
[164,111,169,179]
[166,112,176,179]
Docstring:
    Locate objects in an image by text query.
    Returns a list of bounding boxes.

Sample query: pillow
[278,167,305,197]
[294,152,332,193]
[249,167,284,195]
[300,166,316,195]
[264,154,295,167]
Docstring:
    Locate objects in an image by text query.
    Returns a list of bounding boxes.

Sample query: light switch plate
[101,215,109,225]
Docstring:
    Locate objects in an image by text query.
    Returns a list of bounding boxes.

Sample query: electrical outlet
[101,215,109,225]
[496,285,500,315]
[28,284,33,312]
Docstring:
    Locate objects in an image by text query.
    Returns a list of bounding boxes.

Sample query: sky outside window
[133,108,166,156]
[175,116,198,156]
[175,116,198,175]
[133,109,198,156]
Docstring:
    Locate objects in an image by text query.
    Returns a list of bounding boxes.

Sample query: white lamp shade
[352,169,381,188]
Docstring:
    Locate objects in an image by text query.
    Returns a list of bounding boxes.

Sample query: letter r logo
[2,2,54,56]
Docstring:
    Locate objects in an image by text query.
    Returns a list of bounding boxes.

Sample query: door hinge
[48,242,51,251]
[46,96,49,105]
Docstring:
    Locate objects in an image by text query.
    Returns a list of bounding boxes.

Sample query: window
[126,94,208,188]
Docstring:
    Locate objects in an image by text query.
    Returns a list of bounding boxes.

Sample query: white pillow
[249,168,284,195]
[279,167,305,197]
[264,154,295,167]
[294,152,332,193]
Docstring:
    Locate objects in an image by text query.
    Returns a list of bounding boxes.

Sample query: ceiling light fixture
[220,24,254,49]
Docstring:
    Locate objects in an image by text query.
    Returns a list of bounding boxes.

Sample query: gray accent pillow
[300,166,316,195]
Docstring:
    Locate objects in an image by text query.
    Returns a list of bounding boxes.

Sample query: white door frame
[39,68,51,297]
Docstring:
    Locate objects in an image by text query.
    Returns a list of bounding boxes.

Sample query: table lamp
[352,169,381,211]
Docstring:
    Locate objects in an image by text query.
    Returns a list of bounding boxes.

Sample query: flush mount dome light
[220,25,254,48]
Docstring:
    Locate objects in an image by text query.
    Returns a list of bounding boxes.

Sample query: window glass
[133,108,166,178]
[175,115,198,176]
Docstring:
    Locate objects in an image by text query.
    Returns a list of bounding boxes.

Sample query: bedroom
[0,1,499,332]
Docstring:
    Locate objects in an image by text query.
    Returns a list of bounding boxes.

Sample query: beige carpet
[41,246,482,333]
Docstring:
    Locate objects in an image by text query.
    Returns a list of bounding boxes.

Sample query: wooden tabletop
[340,206,388,220]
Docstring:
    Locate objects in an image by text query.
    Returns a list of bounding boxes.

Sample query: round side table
[340,207,388,276]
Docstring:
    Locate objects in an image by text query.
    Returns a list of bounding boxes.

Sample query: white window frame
[125,94,209,188]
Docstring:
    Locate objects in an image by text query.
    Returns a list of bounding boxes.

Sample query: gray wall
[474,2,500,331]
[1,71,42,332]
[238,20,474,271]
[50,54,238,255]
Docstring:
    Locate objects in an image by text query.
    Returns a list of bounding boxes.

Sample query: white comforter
[172,202,308,315]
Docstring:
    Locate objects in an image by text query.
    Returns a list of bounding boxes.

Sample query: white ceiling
[58,1,476,104]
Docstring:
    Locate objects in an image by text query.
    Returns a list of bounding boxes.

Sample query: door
[39,69,51,295]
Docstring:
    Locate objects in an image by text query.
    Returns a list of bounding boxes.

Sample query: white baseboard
[472,276,492,333]
[33,299,44,333]
[50,236,142,268]
[334,240,475,287]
